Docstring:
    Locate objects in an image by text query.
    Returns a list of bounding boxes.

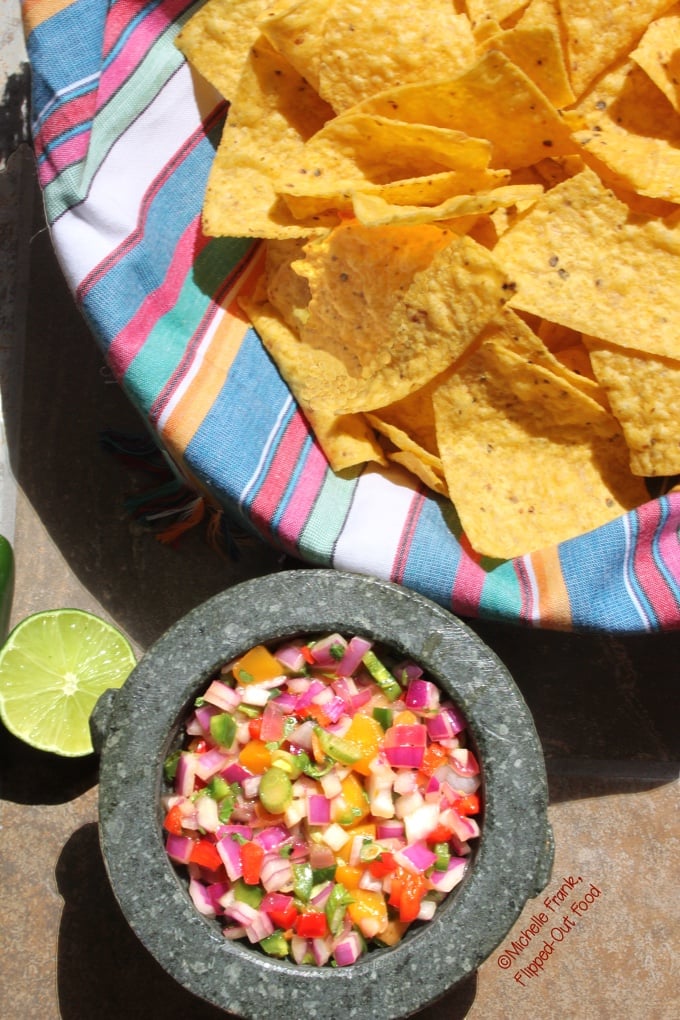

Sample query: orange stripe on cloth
[528,544,572,629]
[160,248,266,463]
[23,0,77,33]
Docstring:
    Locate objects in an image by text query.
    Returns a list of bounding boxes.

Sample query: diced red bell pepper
[300,645,316,665]
[388,867,428,923]
[163,803,185,836]
[189,838,222,871]
[425,823,455,845]
[454,793,480,816]
[188,737,209,753]
[295,911,329,938]
[248,716,262,740]
[240,840,265,885]
[262,893,298,930]
[368,851,398,878]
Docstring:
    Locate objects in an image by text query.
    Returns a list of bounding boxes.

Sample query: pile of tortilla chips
[177,0,680,560]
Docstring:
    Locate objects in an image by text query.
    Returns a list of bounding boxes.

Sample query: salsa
[162,633,481,966]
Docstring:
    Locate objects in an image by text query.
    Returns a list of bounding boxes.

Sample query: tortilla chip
[477,0,576,108]
[203,36,336,238]
[257,0,330,91]
[317,0,477,113]
[571,57,680,203]
[432,331,648,558]
[175,0,271,100]
[351,183,543,227]
[558,0,674,99]
[240,279,386,472]
[292,221,454,412]
[631,4,680,114]
[332,233,513,413]
[493,168,680,360]
[356,50,576,170]
[584,336,680,477]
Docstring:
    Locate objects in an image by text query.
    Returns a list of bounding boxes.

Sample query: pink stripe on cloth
[249,412,311,550]
[36,130,91,186]
[450,536,487,618]
[108,216,209,377]
[633,498,680,628]
[33,91,95,157]
[98,0,189,106]
[392,492,426,585]
[276,440,330,546]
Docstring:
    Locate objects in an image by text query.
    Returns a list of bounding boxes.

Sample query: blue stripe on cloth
[184,329,294,526]
[558,516,653,631]
[28,0,107,124]
[397,498,464,608]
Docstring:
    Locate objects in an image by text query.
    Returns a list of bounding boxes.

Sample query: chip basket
[22,0,680,633]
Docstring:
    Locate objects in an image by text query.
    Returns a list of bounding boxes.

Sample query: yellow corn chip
[493,168,680,360]
[351,183,543,227]
[317,0,477,113]
[175,0,271,100]
[257,0,330,91]
[584,337,680,477]
[631,4,680,114]
[356,50,576,169]
[571,57,680,203]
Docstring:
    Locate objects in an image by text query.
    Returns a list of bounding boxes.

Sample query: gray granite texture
[92,569,553,1019]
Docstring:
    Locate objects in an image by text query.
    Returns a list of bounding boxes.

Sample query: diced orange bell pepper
[239,738,272,775]
[334,773,371,826]
[347,889,388,938]
[388,867,428,923]
[419,742,450,777]
[455,793,480,816]
[232,644,284,684]
[342,713,384,775]
[335,863,365,890]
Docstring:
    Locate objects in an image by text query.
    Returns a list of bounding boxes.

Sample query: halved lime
[0,609,136,756]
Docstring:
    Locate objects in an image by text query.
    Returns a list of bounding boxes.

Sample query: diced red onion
[321,695,347,723]
[403,802,440,845]
[310,882,333,909]
[291,935,310,965]
[394,661,423,684]
[260,700,285,742]
[333,931,363,966]
[307,794,331,825]
[384,744,424,769]
[426,703,467,740]
[245,910,275,943]
[312,937,332,967]
[202,680,241,712]
[260,853,294,892]
[417,898,437,921]
[384,724,427,747]
[404,678,440,712]
[206,881,231,913]
[220,761,252,785]
[350,688,372,712]
[274,642,307,673]
[449,748,480,777]
[309,842,336,871]
[270,690,298,714]
[399,840,437,873]
[241,684,273,707]
[189,878,216,916]
[195,795,220,833]
[223,899,259,927]
[309,633,347,668]
[242,775,261,800]
[216,823,252,841]
[430,857,468,893]
[194,747,230,781]
[261,891,295,916]
[254,825,289,851]
[336,636,372,677]
[185,713,204,736]
[175,753,197,797]
[376,820,404,840]
[223,925,248,940]
[288,720,315,750]
[295,679,326,710]
[165,834,195,865]
[216,835,243,881]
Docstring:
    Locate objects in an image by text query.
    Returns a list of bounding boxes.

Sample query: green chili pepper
[314,726,362,764]
[0,535,14,643]
[293,861,314,902]
[233,879,263,908]
[325,882,354,935]
[260,931,290,958]
[433,842,451,872]
[209,712,237,749]
[361,650,402,701]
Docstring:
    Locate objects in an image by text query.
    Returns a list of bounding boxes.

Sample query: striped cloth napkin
[22,0,680,631]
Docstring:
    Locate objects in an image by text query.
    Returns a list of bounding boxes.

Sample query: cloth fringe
[100,429,241,557]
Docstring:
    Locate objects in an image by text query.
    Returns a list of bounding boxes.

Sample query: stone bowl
[91,570,553,1019]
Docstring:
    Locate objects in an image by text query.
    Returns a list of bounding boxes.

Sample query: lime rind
[0,609,136,756]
